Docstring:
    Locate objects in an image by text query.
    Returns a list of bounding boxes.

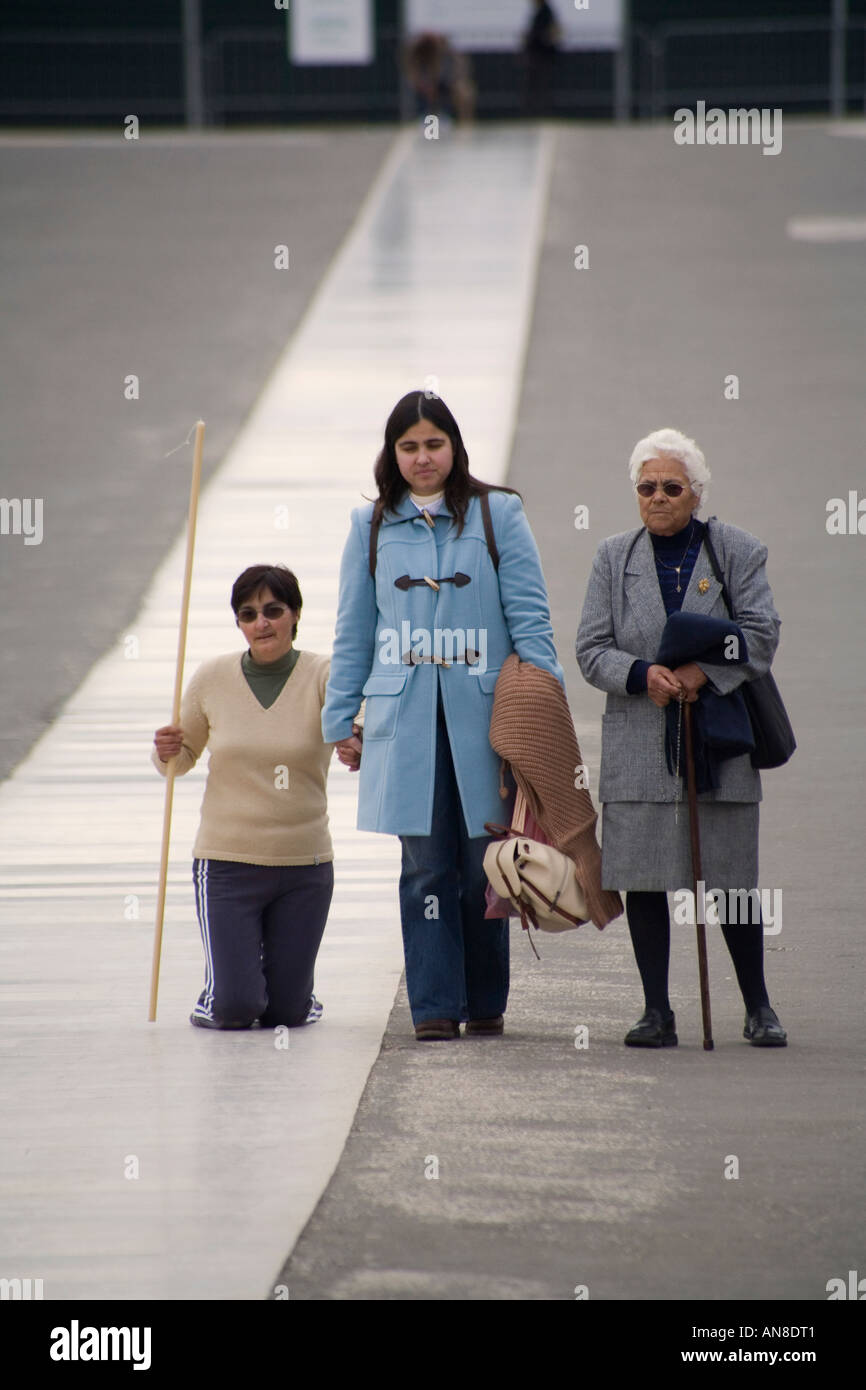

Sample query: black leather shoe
[743,1005,787,1047]
[415,1018,460,1041]
[464,1016,504,1036]
[624,1008,677,1048]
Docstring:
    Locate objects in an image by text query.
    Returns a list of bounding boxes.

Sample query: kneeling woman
[152,564,334,1030]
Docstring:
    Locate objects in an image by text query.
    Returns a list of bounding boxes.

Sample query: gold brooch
[698,578,710,594]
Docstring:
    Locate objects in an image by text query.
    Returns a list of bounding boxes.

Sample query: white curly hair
[628,428,711,509]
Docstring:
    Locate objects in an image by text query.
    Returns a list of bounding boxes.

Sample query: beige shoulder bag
[483,789,589,952]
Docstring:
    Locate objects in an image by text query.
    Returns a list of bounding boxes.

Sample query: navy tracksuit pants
[191,857,333,1028]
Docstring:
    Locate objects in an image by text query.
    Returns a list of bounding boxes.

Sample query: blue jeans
[398,689,509,1025]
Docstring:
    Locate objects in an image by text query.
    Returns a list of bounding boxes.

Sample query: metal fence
[0,19,864,125]
[0,31,183,118]
[205,26,403,120]
[632,17,866,119]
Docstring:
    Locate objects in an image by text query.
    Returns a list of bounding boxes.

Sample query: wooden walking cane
[148,420,206,1021]
[683,698,714,1050]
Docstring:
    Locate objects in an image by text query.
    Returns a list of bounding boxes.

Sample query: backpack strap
[368,492,499,578]
[479,491,499,572]
[368,512,381,578]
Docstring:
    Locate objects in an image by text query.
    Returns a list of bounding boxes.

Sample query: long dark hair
[371,391,519,535]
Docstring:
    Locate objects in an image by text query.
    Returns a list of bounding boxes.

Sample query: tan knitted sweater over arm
[488,654,623,929]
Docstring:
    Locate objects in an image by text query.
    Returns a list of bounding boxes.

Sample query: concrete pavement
[0,123,560,1299]
[276,118,866,1301]
[1,117,864,1305]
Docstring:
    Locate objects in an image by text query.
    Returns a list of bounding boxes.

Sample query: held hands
[156,722,367,769]
[335,724,363,772]
[646,663,708,708]
[154,724,184,761]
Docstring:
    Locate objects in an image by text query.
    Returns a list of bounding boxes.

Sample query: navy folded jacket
[656,611,755,792]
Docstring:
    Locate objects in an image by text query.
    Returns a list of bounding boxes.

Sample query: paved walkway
[0,124,556,1300]
[277,118,866,1301]
[2,117,864,1306]
[0,128,393,783]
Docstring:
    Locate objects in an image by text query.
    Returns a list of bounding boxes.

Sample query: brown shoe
[414,1018,460,1041]
[464,1016,504,1036]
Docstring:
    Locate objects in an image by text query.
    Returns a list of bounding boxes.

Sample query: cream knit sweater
[151,650,334,866]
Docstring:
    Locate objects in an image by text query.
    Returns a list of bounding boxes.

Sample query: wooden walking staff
[148,420,206,1022]
[682,699,714,1050]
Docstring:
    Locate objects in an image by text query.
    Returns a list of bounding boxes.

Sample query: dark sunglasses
[236,602,290,623]
[635,481,687,498]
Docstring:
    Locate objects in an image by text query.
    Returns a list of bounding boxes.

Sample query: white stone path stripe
[826,120,866,139]
[789,123,866,244]
[0,124,554,1301]
[786,215,866,242]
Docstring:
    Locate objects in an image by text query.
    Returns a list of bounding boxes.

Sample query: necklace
[653,522,696,593]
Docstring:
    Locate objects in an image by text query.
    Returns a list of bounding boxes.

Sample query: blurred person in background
[523,0,562,116]
[405,31,476,124]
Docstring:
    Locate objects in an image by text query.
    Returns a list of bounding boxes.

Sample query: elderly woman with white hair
[576,428,787,1048]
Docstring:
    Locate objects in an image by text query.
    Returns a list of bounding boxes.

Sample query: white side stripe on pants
[193,859,215,1019]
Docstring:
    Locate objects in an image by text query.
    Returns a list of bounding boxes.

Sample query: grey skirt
[601,800,759,893]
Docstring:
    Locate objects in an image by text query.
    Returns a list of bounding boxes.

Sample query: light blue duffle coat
[322,490,564,837]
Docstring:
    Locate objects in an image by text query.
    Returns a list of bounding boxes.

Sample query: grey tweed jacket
[575,520,781,804]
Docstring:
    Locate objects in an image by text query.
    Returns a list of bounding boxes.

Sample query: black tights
[626,891,770,1018]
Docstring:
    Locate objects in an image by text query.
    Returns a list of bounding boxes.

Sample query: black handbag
[702,520,795,769]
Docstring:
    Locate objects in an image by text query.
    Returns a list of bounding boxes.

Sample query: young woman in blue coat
[322,391,564,1041]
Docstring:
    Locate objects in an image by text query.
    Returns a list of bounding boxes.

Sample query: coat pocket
[598,710,631,801]
[361,671,408,741]
[472,668,501,695]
